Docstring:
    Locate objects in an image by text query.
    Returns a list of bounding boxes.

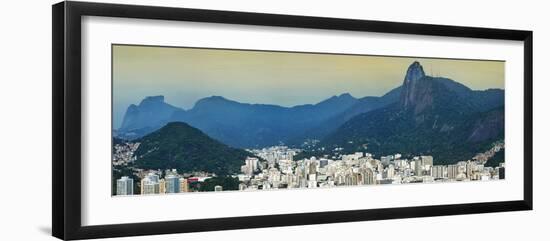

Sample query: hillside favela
[112,60,505,196]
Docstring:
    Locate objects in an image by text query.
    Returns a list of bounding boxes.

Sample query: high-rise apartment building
[116,176,133,195]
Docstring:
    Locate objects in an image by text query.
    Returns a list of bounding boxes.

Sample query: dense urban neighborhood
[114,142,505,195]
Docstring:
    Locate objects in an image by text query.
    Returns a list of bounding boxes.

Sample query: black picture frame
[52,1,533,240]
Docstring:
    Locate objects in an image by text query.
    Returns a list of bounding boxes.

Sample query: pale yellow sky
[112,44,504,127]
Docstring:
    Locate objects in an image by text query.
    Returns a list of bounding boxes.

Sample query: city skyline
[113,44,504,128]
[112,48,506,196]
[114,143,506,196]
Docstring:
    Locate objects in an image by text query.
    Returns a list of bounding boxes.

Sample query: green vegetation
[134,122,252,175]
[198,176,240,192]
[321,106,503,165]
[111,165,140,195]
[485,148,505,167]
[319,76,504,165]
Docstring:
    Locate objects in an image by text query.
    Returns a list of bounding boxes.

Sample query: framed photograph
[52,1,533,240]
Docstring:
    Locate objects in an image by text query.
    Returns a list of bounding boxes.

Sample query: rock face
[322,61,505,164]
[400,61,427,111]
[119,96,182,137]
[467,109,505,143]
[398,61,503,116]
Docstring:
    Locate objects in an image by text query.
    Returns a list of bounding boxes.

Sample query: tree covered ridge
[133,122,253,175]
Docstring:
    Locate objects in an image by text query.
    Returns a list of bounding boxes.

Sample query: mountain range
[317,61,504,164]
[116,61,504,165]
[117,88,401,148]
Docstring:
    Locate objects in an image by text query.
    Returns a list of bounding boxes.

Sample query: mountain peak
[316,93,358,108]
[134,121,251,175]
[162,121,193,129]
[206,95,228,101]
[140,95,165,105]
[190,96,243,111]
[195,95,233,105]
[400,61,430,113]
[119,95,181,133]
[404,61,426,84]
[338,93,354,99]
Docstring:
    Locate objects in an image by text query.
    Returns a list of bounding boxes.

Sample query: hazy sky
[113,44,504,128]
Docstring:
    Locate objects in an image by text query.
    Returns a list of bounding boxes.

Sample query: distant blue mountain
[116,92,381,147]
[289,86,402,143]
[169,93,362,148]
[117,96,182,139]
